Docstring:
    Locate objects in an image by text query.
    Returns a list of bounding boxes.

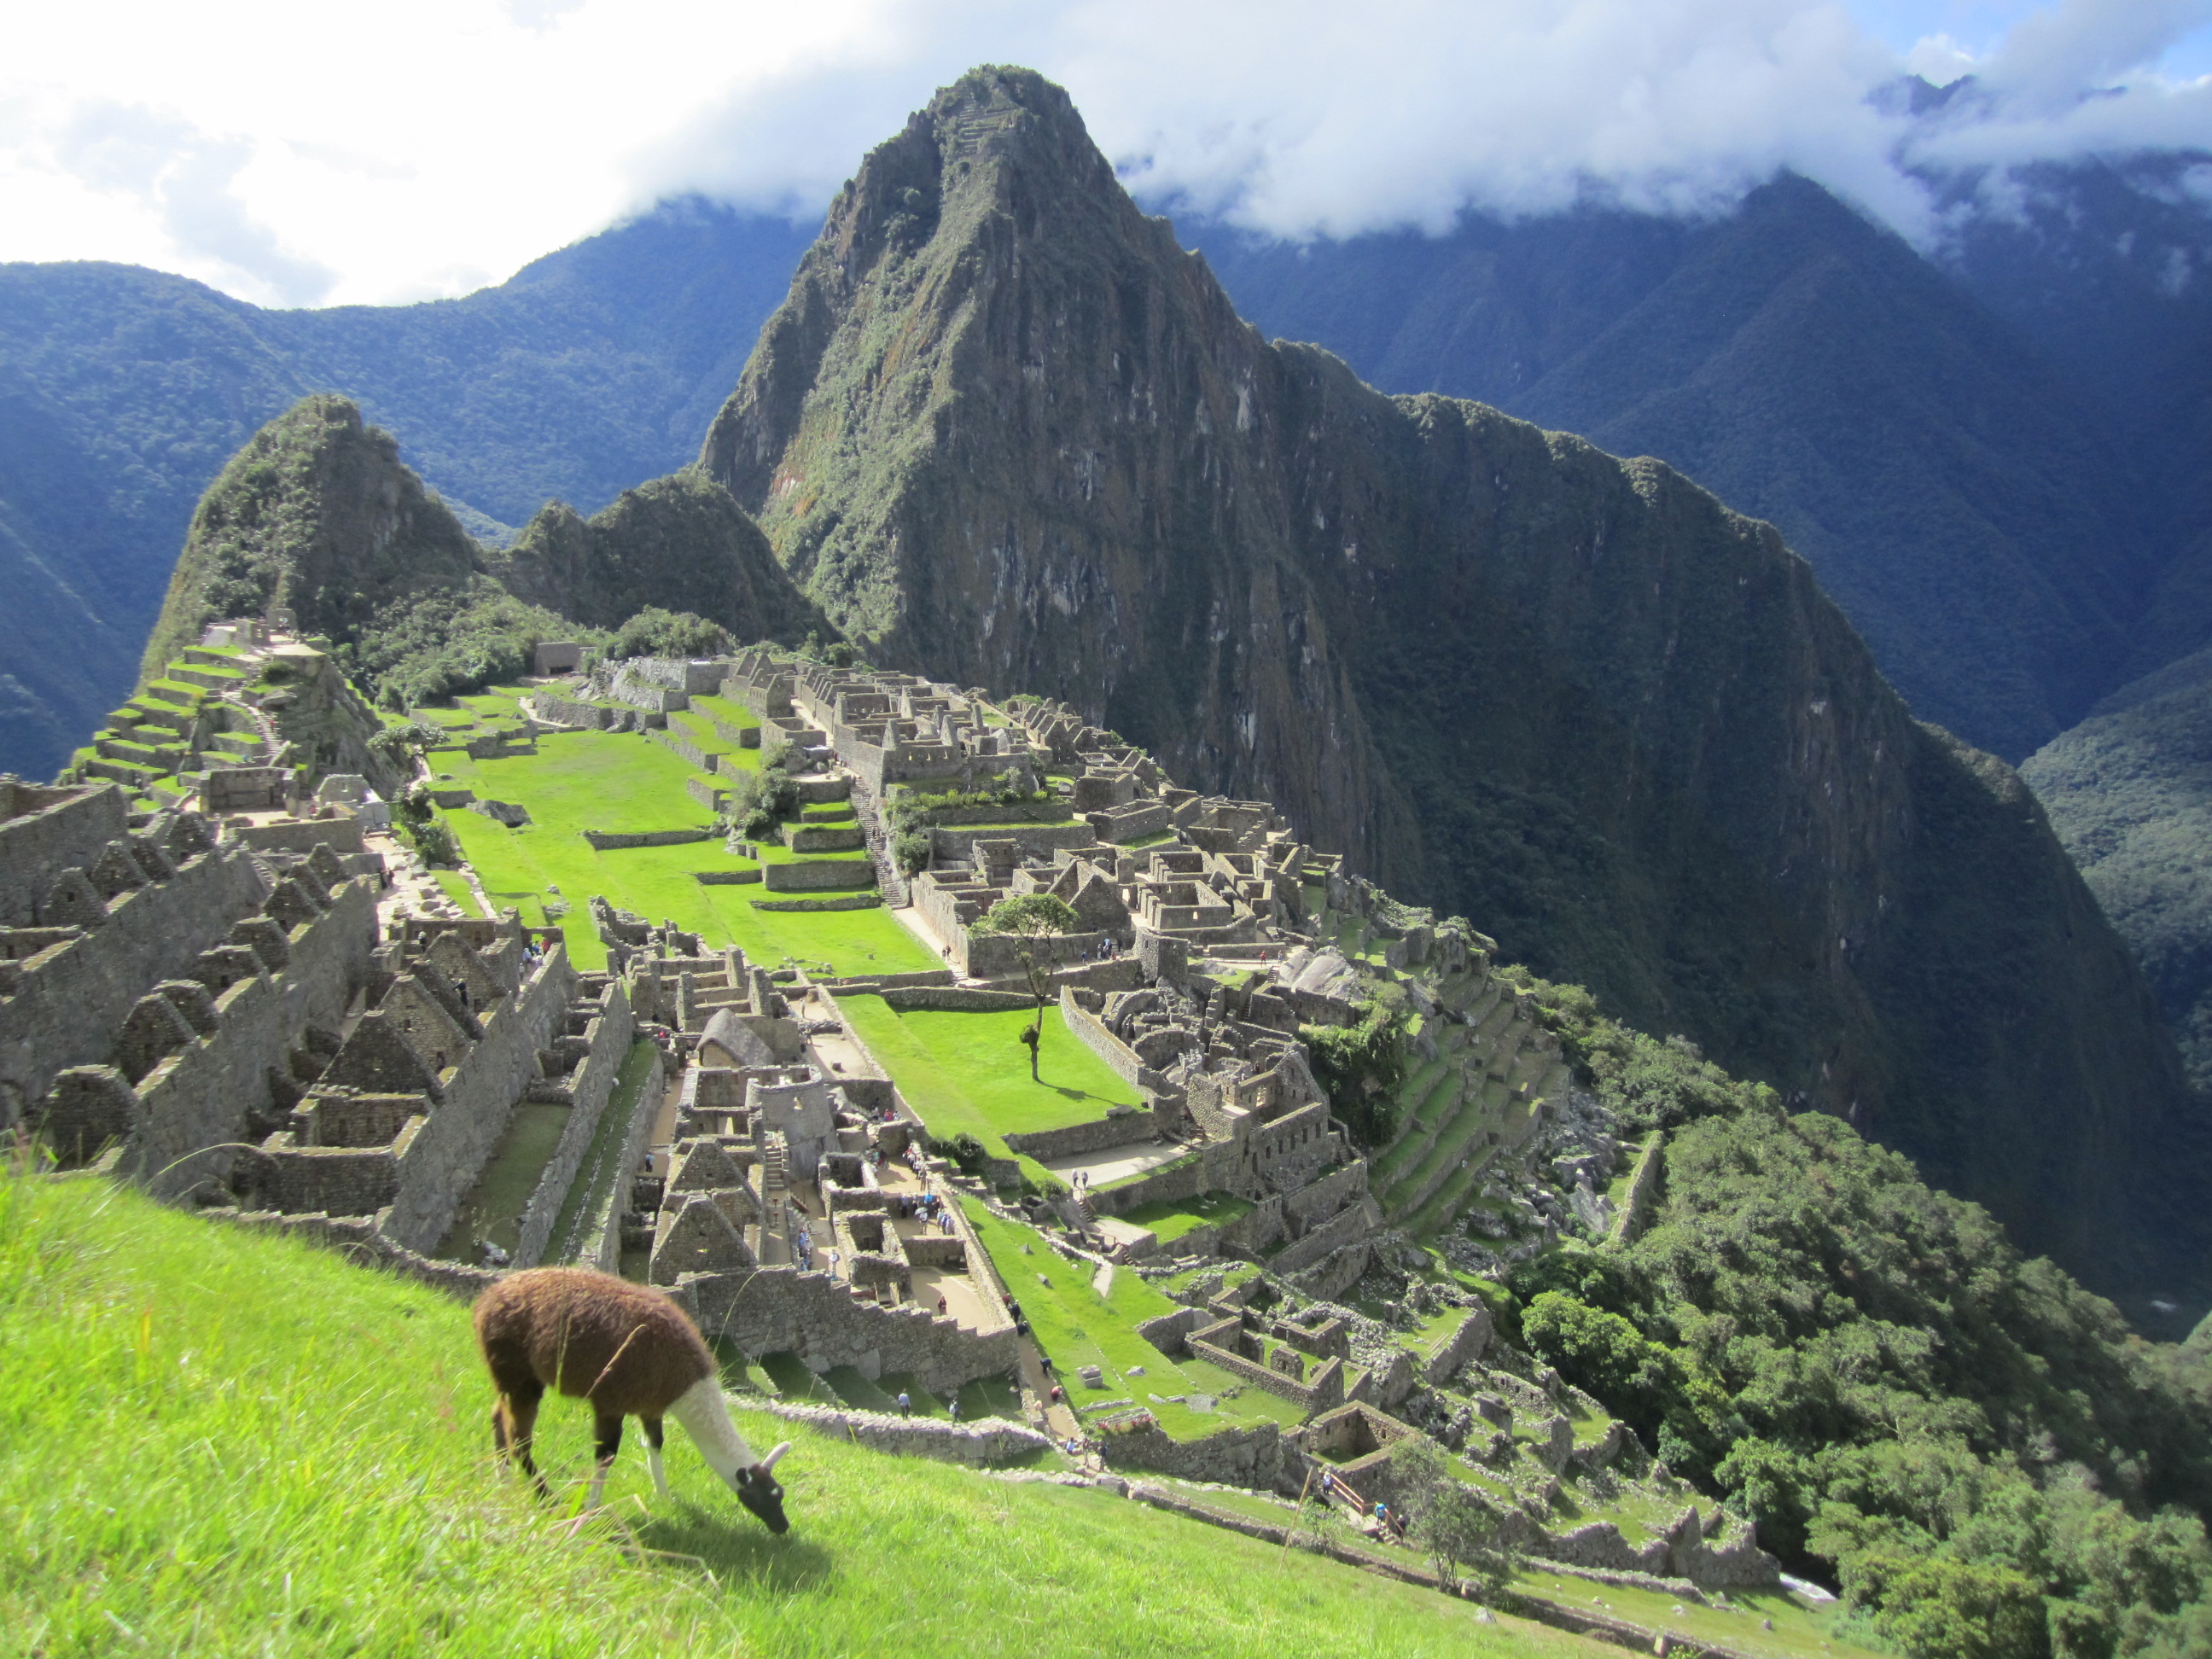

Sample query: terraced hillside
[1324,898,1570,1238]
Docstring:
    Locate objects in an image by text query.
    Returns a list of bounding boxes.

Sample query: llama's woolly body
[470,1266,791,1532]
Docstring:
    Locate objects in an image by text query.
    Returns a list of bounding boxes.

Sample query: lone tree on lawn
[973,894,1081,1079]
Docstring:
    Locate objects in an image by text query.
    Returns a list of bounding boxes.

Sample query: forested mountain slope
[699,66,2203,1307]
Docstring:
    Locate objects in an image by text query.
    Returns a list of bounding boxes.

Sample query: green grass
[685,693,760,731]
[429,725,936,975]
[439,1103,571,1260]
[836,999,1140,1158]
[1118,1190,1254,1243]
[546,1039,661,1262]
[428,727,717,835]
[0,1173,1608,1657]
[433,870,486,917]
[957,1198,1302,1440]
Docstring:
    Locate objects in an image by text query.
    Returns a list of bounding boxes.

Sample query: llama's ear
[760,1441,791,1473]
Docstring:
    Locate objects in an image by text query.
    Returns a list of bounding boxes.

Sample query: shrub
[894,827,932,875]
[606,607,732,661]
[972,894,1081,936]
[403,817,460,868]
[1300,996,1406,1147]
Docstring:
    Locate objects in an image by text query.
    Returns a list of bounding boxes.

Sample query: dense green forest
[1501,971,2212,1658]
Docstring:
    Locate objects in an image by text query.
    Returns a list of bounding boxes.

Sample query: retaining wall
[762,1401,1050,1465]
[1097,1418,1287,1488]
[582,829,711,850]
[382,947,579,1252]
[579,1044,666,1272]
[1608,1132,1667,1249]
[761,859,877,892]
[678,1265,1020,1394]
[513,979,637,1268]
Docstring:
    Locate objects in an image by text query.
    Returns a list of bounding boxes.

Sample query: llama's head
[731,1441,791,1534]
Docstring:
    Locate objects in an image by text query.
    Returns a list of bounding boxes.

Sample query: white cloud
[1,0,2209,307]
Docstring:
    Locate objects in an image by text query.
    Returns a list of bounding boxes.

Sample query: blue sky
[1851,0,2212,74]
[2,0,2209,308]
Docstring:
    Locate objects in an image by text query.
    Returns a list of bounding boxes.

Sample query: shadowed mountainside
[1190,177,2156,765]
[700,65,2203,1304]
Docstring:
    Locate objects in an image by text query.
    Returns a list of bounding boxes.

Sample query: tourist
[936,1295,948,1316]
[897,1391,911,1417]
[947,1398,959,1423]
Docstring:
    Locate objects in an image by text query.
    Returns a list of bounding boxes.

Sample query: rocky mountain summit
[700,67,2202,1304]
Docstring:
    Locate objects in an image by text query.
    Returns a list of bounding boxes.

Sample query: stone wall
[1266,1197,1382,1276]
[760,859,876,892]
[130,877,378,1199]
[513,979,637,1268]
[579,1043,665,1272]
[0,843,270,1122]
[1608,1132,1667,1249]
[383,947,579,1252]
[760,1401,1050,1465]
[581,828,711,850]
[532,696,620,730]
[1096,1417,1287,1489]
[1001,1109,1163,1162]
[878,987,1033,1013]
[1057,988,1181,1106]
[960,928,1109,981]
[231,817,366,857]
[928,822,1099,862]
[0,781,130,926]
[200,1204,502,1301]
[1422,1307,1494,1385]
[679,1264,1020,1394]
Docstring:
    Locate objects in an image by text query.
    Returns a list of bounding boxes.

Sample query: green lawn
[426,725,934,975]
[1,1173,1610,1658]
[1119,1190,1254,1243]
[449,810,934,975]
[836,999,1141,1157]
[958,1197,1304,1441]
[428,728,717,835]
[685,692,761,731]
[432,870,486,917]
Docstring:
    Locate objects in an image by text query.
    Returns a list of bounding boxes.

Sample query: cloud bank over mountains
[1,0,2209,307]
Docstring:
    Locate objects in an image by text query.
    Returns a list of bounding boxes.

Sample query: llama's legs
[642,1416,669,1499]
[585,1411,623,1511]
[495,1381,548,1495]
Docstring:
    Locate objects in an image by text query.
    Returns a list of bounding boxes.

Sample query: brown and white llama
[472,1266,792,1532]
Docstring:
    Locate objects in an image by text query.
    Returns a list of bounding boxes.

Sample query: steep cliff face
[701,67,2203,1299]
[142,393,481,677]
[490,469,827,643]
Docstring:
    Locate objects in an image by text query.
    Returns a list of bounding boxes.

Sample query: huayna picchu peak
[11,56,2212,1659]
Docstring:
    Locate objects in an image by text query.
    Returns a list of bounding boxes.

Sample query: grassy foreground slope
[0,1172,1604,1658]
